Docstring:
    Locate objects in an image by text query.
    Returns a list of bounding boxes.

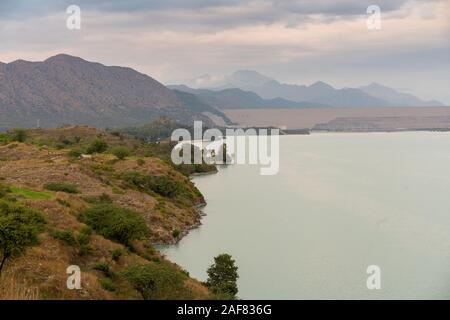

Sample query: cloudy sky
[0,0,449,103]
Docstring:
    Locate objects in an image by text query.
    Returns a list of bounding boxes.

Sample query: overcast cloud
[0,0,449,103]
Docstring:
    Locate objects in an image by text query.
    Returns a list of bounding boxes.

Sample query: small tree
[206,253,239,299]
[111,147,131,160]
[86,139,108,154]
[9,129,27,143]
[0,200,46,274]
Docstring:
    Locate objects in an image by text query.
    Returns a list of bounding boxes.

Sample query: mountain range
[176,70,444,108]
[168,85,328,109]
[0,54,231,130]
[0,55,445,131]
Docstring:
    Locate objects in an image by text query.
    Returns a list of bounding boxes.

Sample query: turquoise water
[158,132,450,299]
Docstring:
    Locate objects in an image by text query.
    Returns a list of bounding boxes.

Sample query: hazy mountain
[0,54,230,130]
[168,85,328,109]
[215,71,388,107]
[359,83,444,107]
[194,70,443,108]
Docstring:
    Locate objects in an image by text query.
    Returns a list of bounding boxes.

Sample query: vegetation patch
[0,200,46,274]
[50,230,77,245]
[44,182,79,194]
[79,204,149,246]
[122,263,188,300]
[10,186,53,200]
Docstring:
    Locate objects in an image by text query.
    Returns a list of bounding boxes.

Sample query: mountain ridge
[0,54,231,130]
[183,70,444,108]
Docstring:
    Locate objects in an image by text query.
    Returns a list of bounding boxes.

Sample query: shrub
[83,193,112,205]
[56,199,71,207]
[0,200,46,274]
[0,184,11,198]
[76,226,93,256]
[122,263,187,300]
[9,129,27,143]
[111,147,131,160]
[136,158,145,166]
[67,149,83,158]
[79,204,149,246]
[111,248,123,262]
[172,229,181,239]
[98,278,117,292]
[50,230,76,245]
[121,171,182,198]
[86,139,108,154]
[78,244,93,256]
[94,262,114,278]
[44,182,79,194]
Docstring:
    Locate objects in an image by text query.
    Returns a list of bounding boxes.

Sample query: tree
[86,139,108,154]
[9,128,27,143]
[206,253,239,298]
[0,200,46,275]
[111,147,131,160]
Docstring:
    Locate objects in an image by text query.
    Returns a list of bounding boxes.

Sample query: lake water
[158,132,450,299]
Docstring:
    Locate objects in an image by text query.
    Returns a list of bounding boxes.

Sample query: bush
[172,229,181,239]
[9,129,27,143]
[111,248,123,262]
[83,193,112,205]
[50,230,76,245]
[56,199,71,207]
[0,200,46,273]
[111,147,131,160]
[121,171,182,198]
[94,262,114,278]
[44,182,79,194]
[67,149,83,158]
[98,278,117,292]
[0,184,11,198]
[86,139,108,154]
[76,226,92,245]
[79,204,149,246]
[136,158,145,166]
[122,263,187,300]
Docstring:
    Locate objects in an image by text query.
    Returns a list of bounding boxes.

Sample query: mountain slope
[359,83,444,107]
[169,85,328,109]
[0,54,229,129]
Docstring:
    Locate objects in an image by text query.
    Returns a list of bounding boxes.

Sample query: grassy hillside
[0,126,215,300]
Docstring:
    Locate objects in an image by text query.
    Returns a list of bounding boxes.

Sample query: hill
[0,54,230,130]
[0,126,218,299]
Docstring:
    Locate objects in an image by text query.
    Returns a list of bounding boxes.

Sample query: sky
[0,0,449,103]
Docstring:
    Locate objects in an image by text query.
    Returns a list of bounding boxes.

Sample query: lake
[158,132,450,299]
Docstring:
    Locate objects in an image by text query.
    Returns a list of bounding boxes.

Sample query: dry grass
[0,270,39,300]
[0,128,210,300]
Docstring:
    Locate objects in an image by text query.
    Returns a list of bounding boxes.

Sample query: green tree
[9,129,27,143]
[0,200,46,274]
[86,139,108,154]
[111,147,131,160]
[206,253,239,298]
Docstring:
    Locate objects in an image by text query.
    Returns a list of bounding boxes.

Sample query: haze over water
[159,132,450,299]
